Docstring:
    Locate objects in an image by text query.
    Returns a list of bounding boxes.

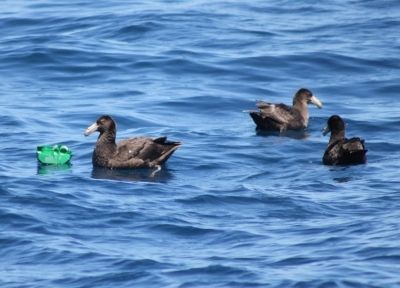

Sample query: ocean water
[1,0,400,287]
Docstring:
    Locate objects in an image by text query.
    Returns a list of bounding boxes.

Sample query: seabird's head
[294,88,323,109]
[84,115,116,136]
[323,115,345,136]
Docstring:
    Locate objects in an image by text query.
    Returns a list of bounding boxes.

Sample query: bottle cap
[37,145,72,165]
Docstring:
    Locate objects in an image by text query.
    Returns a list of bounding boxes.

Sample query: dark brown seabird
[84,115,181,172]
[322,115,367,165]
[248,88,323,132]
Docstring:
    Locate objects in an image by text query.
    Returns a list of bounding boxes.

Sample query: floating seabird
[248,88,323,132]
[322,115,367,165]
[84,115,181,172]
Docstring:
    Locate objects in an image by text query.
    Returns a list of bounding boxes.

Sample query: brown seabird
[248,88,323,132]
[322,115,367,165]
[84,115,181,172]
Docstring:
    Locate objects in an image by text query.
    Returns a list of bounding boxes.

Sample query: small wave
[149,223,218,237]
[167,264,253,277]
[113,22,163,41]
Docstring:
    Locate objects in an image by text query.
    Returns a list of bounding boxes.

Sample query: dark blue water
[1,1,400,287]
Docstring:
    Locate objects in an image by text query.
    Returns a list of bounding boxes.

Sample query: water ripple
[1,1,400,287]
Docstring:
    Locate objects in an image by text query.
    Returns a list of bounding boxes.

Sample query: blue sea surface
[1,1,400,287]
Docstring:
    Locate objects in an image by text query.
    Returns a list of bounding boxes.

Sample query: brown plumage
[84,115,181,169]
[322,115,367,165]
[248,88,323,132]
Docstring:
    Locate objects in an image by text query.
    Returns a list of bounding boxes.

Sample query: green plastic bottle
[37,145,72,165]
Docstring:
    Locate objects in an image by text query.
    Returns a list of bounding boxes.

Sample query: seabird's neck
[329,130,345,146]
[92,130,117,167]
[96,130,117,154]
[293,101,309,127]
[98,130,116,144]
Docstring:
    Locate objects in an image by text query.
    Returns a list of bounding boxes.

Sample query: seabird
[84,115,181,171]
[322,115,367,165]
[248,88,323,132]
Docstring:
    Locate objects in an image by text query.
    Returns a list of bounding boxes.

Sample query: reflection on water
[333,176,353,183]
[91,166,173,182]
[256,129,310,140]
[329,166,355,183]
[37,163,72,175]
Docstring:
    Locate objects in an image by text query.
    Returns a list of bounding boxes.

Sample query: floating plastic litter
[37,145,72,165]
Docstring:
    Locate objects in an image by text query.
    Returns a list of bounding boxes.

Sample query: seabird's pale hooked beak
[84,122,98,136]
[322,126,330,136]
[310,95,323,109]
